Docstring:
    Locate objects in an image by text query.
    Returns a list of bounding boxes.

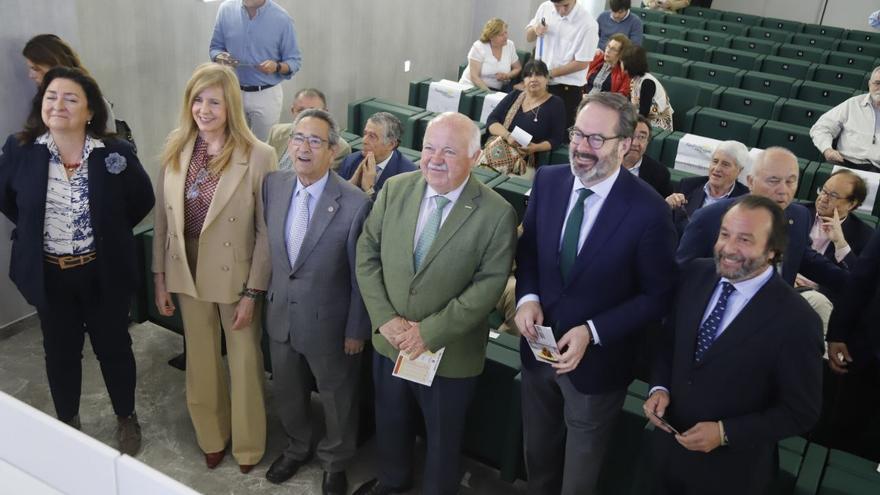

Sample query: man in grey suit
[262,108,372,495]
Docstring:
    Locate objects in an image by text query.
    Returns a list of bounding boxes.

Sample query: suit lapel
[165,139,195,237]
[375,150,399,192]
[292,172,341,273]
[697,275,785,367]
[399,175,425,279]
[686,184,706,217]
[415,176,479,276]
[202,147,248,233]
[86,146,107,239]
[541,171,573,289]
[269,171,297,270]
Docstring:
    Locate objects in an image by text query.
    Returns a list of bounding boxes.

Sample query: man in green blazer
[353,112,517,495]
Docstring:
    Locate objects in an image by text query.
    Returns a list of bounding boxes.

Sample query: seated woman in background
[643,0,691,13]
[484,60,565,177]
[585,33,631,97]
[621,45,673,131]
[459,17,522,91]
[0,67,153,455]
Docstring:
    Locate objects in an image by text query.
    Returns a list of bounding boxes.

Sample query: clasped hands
[644,390,723,453]
[349,152,378,193]
[379,316,428,359]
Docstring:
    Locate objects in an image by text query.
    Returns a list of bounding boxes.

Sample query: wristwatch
[275,61,283,74]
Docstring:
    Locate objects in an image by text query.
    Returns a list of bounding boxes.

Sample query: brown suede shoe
[205,450,226,469]
[116,413,142,456]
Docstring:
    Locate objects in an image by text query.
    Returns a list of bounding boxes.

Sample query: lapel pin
[464,205,473,209]
[328,206,334,212]
[788,219,794,225]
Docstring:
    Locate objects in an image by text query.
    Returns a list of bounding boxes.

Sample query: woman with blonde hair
[152,63,275,473]
[459,17,522,91]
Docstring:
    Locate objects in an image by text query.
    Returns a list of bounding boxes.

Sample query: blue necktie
[694,282,736,363]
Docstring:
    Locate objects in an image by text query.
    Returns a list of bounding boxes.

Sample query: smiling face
[41,77,93,134]
[419,117,478,194]
[569,102,629,185]
[714,204,775,282]
[815,173,858,218]
[288,116,334,185]
[707,150,741,193]
[191,85,228,137]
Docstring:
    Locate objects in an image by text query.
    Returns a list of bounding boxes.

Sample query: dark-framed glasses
[816,187,850,201]
[568,127,623,149]
[290,133,328,149]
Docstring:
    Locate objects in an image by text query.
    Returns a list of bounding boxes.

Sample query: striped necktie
[286,189,310,269]
[413,195,450,271]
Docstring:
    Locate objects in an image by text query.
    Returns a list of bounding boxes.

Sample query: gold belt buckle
[57,255,81,270]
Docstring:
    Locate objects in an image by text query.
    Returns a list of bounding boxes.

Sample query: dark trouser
[825,360,880,461]
[548,83,585,130]
[37,260,136,421]
[270,340,361,472]
[522,363,626,495]
[372,351,477,495]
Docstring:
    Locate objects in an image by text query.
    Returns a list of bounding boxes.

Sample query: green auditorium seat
[777,98,831,128]
[684,107,764,146]
[669,167,701,189]
[662,76,723,131]
[811,64,869,90]
[730,36,780,55]
[758,121,821,162]
[794,159,814,200]
[407,79,486,118]
[662,14,706,30]
[647,128,668,161]
[685,29,733,48]
[721,11,763,26]
[463,341,523,483]
[796,81,857,106]
[347,97,431,149]
[549,146,570,165]
[809,163,835,201]
[627,379,650,399]
[643,21,688,40]
[825,51,877,71]
[844,29,879,44]
[836,39,880,59]
[704,19,749,37]
[658,131,687,169]
[631,7,665,24]
[681,6,723,20]
[854,211,880,229]
[710,47,763,70]
[794,443,828,495]
[407,77,432,107]
[819,467,880,494]
[761,17,805,33]
[772,437,809,495]
[688,61,745,86]
[758,55,813,79]
[647,53,691,77]
[663,39,714,62]
[802,23,845,39]
[494,175,532,223]
[717,88,781,120]
[411,112,486,150]
[471,166,503,187]
[740,71,800,99]
[791,33,840,51]
[516,49,532,69]
[396,146,422,164]
[777,43,829,64]
[642,34,666,54]
[747,26,795,44]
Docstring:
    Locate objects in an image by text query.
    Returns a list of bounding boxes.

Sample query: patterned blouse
[183,137,221,238]
[39,133,104,255]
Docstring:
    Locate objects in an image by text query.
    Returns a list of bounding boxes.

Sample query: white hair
[425,112,481,155]
[712,140,751,174]
[749,146,799,178]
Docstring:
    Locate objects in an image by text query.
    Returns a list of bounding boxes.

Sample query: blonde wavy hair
[479,18,507,43]
[161,63,257,174]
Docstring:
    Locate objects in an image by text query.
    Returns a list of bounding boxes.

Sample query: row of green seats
[643,34,880,74]
[635,6,878,44]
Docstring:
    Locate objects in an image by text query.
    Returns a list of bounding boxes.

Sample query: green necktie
[414,195,451,271]
[560,188,593,282]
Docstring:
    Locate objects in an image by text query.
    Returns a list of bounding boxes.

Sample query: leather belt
[44,252,97,270]
[240,83,276,92]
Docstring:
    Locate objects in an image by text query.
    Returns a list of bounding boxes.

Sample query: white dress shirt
[810,93,880,168]
[413,180,468,247]
[527,1,599,87]
[702,180,738,208]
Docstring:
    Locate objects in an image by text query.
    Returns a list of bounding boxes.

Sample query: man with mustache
[514,92,677,494]
[810,66,880,171]
[645,194,823,495]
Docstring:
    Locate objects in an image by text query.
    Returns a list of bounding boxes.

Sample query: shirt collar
[552,2,582,21]
[611,11,630,23]
[36,132,105,161]
[572,166,621,200]
[626,158,643,175]
[240,0,269,15]
[703,179,736,200]
[720,265,774,299]
[294,171,330,200]
[375,151,394,173]
[425,176,469,205]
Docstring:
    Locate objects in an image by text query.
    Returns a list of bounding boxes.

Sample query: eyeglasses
[568,127,623,149]
[816,187,851,201]
[290,133,328,149]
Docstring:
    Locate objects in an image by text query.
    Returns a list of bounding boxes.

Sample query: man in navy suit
[676,147,849,293]
[515,92,677,494]
[645,195,823,495]
[338,112,416,198]
[622,116,672,198]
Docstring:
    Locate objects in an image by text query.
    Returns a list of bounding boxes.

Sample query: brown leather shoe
[116,413,142,456]
[205,450,226,469]
[239,464,256,474]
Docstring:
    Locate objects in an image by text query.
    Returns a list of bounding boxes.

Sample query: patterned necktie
[413,195,451,271]
[694,282,736,363]
[286,189,310,269]
[559,188,593,282]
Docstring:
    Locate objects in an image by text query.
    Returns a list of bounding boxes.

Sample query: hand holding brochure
[392,348,445,386]
[527,325,561,364]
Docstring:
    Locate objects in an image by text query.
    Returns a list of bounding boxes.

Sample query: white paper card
[527,325,561,364]
[510,126,533,147]
[426,80,466,113]
[392,348,445,387]
[832,165,879,214]
[674,133,720,176]
[479,91,508,123]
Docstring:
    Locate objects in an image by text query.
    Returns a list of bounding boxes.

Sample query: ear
[746,174,755,189]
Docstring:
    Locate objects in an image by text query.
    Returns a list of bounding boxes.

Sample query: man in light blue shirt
[210,0,302,140]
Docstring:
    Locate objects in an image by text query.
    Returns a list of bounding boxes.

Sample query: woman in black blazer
[0,67,154,455]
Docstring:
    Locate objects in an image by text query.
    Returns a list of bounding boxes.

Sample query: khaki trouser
[178,238,266,465]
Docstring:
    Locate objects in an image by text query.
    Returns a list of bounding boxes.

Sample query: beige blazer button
[224,242,231,247]
[172,254,179,260]
[229,217,236,222]
[221,265,230,271]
